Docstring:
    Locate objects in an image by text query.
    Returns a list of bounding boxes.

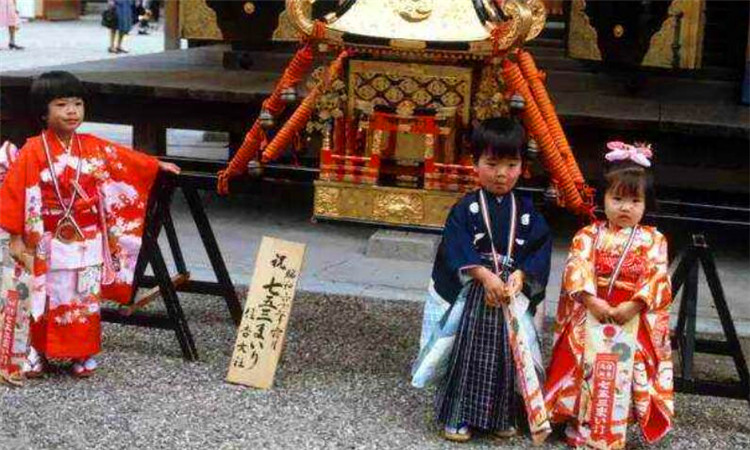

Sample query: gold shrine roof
[330,0,492,42]
[286,0,547,55]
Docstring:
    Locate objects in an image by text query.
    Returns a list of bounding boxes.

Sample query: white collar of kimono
[478,189,517,277]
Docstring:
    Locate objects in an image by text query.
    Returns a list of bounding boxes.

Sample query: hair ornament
[605,141,653,167]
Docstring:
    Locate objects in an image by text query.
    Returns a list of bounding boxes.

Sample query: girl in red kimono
[0,71,179,385]
[544,142,673,448]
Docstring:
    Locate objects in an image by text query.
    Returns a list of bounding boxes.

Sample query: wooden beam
[124,273,191,316]
[165,0,180,51]
[133,122,167,156]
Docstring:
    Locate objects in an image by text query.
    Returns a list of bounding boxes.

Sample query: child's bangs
[481,143,523,161]
[605,167,646,199]
[471,117,525,162]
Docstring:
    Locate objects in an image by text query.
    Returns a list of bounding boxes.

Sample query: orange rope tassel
[261,50,349,163]
[502,59,584,213]
[217,41,316,194]
[518,50,585,185]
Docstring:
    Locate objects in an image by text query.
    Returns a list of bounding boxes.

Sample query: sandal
[494,427,517,438]
[443,423,471,442]
[72,358,97,378]
[0,371,24,387]
[115,48,129,54]
[22,350,47,379]
[8,43,23,50]
[108,47,117,54]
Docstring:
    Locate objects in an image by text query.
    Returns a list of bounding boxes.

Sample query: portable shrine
[217,0,594,227]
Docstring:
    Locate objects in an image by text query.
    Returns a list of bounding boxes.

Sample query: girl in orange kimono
[544,142,673,448]
[0,71,179,385]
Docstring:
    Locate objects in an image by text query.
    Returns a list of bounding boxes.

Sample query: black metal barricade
[671,234,750,406]
[101,171,243,361]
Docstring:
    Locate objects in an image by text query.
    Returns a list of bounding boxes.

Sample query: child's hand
[582,294,612,323]
[610,301,643,325]
[482,272,507,307]
[158,161,181,175]
[468,267,506,307]
[504,270,525,298]
[8,235,33,272]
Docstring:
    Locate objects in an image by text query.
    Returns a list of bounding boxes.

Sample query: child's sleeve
[97,137,160,305]
[99,138,160,192]
[562,225,597,300]
[519,211,552,303]
[631,231,671,311]
[0,141,19,183]
[0,145,29,236]
[442,202,483,279]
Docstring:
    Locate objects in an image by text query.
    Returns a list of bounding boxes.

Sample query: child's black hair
[603,160,657,213]
[471,117,526,163]
[30,71,87,125]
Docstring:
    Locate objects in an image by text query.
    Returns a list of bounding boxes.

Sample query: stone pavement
[0,13,168,72]
[2,292,749,449]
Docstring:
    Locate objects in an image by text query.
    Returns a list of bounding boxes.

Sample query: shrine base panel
[313,181,463,229]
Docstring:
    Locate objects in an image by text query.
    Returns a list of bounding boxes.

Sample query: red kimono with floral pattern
[544,222,674,445]
[0,131,158,361]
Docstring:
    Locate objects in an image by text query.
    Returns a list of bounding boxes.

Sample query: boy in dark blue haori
[430,118,552,442]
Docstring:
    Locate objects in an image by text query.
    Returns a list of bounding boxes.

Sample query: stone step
[366,230,440,263]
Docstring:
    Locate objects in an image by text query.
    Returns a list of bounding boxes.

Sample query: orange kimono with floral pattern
[0,131,158,362]
[544,222,674,446]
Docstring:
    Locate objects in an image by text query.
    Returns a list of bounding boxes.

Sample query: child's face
[474,153,522,196]
[46,97,84,135]
[604,189,645,229]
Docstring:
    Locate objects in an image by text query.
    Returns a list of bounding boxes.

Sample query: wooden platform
[0,46,292,154]
[0,45,747,157]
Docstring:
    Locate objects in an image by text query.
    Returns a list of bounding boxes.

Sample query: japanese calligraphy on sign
[583,313,639,449]
[590,354,618,442]
[226,237,306,389]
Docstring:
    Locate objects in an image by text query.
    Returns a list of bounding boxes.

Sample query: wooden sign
[226,237,306,389]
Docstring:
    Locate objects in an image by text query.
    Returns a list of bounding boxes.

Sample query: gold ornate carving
[370,130,385,156]
[389,0,434,23]
[567,0,602,61]
[491,0,533,51]
[424,195,462,226]
[472,64,509,120]
[314,181,462,228]
[328,0,490,42]
[525,0,548,42]
[424,134,435,159]
[613,24,624,39]
[642,0,705,69]
[306,67,347,134]
[179,0,223,40]
[348,60,473,126]
[314,186,341,217]
[373,192,425,224]
[339,189,373,217]
[287,0,545,55]
[567,0,705,68]
[285,0,316,37]
[385,87,406,104]
[273,3,310,42]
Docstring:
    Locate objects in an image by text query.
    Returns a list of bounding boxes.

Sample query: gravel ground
[1,293,749,449]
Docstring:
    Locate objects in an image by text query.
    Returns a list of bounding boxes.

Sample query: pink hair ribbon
[605,141,653,167]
